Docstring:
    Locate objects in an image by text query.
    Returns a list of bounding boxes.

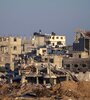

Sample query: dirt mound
[51,81,90,99]
[61,81,77,91]
[78,81,90,97]
[52,81,79,99]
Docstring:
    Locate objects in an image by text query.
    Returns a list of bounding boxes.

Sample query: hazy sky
[0,0,90,44]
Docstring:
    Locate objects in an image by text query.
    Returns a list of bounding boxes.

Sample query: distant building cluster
[0,30,66,70]
[0,29,90,84]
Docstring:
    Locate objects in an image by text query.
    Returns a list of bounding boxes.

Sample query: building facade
[45,32,66,47]
[73,30,90,55]
[63,58,90,73]
[64,30,90,73]
[31,31,46,48]
[0,36,21,70]
[21,37,34,54]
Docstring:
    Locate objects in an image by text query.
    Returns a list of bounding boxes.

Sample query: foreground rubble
[0,81,90,100]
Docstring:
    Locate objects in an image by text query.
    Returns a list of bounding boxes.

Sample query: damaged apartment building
[0,36,21,70]
[31,30,66,48]
[30,30,66,69]
[13,31,67,84]
[31,30,66,60]
[63,30,90,73]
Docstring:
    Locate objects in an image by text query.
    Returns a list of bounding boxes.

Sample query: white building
[46,33,66,47]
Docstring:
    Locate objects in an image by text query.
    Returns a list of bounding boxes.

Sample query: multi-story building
[64,30,90,73]
[73,30,90,55]
[45,32,66,47]
[31,31,46,48]
[0,51,10,67]
[21,37,34,54]
[32,31,66,48]
[0,36,21,70]
[36,45,47,56]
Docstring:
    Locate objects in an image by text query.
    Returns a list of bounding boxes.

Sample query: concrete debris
[0,81,90,100]
[76,72,90,81]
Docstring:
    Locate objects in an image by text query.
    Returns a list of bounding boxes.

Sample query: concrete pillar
[47,67,50,74]
[10,62,14,71]
[54,78,56,85]
[66,74,69,81]
[18,70,21,75]
[36,77,39,84]
[43,79,46,85]
[21,75,26,84]
[36,67,38,74]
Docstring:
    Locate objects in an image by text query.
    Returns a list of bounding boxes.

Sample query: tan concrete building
[31,31,66,48]
[0,36,21,70]
[36,46,47,56]
[41,54,63,69]
[49,55,63,69]
[31,32,46,48]
[0,51,10,66]
[21,37,34,54]
[72,51,89,58]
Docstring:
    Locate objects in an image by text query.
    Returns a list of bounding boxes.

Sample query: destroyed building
[63,30,90,73]
[0,36,21,70]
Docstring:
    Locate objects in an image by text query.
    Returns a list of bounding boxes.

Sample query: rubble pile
[60,81,79,98]
[32,87,51,97]
[51,81,90,99]
[77,81,90,97]
[0,81,90,100]
[16,83,33,96]
[0,83,20,99]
